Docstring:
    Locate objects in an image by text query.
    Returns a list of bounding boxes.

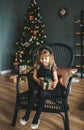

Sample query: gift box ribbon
[43,77,51,90]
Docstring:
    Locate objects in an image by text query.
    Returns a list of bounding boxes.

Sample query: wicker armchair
[11,43,74,130]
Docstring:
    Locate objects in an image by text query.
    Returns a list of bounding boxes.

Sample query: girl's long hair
[34,48,57,70]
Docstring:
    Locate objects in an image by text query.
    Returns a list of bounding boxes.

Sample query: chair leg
[11,105,19,127]
[64,111,69,130]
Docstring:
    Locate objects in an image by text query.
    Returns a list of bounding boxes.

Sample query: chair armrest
[65,76,73,97]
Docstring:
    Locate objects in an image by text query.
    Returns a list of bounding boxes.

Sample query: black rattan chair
[11,43,74,130]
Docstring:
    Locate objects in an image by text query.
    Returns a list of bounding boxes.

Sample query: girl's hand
[37,79,42,86]
[52,81,57,88]
[38,77,44,86]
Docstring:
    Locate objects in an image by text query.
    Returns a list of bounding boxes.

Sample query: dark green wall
[0,0,84,71]
[39,0,84,45]
[0,0,28,71]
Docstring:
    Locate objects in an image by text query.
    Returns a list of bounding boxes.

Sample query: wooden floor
[0,74,84,130]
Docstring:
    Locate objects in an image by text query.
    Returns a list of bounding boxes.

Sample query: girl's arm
[52,69,58,88]
[33,69,41,86]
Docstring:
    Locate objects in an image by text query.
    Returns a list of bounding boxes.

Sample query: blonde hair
[34,48,57,70]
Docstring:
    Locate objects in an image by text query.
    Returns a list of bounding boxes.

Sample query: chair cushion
[58,68,77,88]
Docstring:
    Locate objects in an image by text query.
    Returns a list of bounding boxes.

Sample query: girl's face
[40,55,50,67]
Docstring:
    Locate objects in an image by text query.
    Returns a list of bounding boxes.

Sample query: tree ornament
[33,30,38,35]
[44,35,47,38]
[38,13,40,17]
[32,21,34,23]
[16,42,18,45]
[41,24,45,28]
[35,25,39,29]
[40,16,42,19]
[29,37,33,42]
[27,27,31,31]
[41,40,44,43]
[13,53,19,66]
[30,30,33,33]
[38,19,41,23]
[39,33,41,36]
[20,38,23,41]
[29,50,32,54]
[27,60,30,63]
[34,9,37,13]
[24,26,27,30]
[20,43,23,46]
[38,7,40,10]
[42,32,44,35]
[24,42,30,47]
[36,42,40,45]
[15,53,18,61]
[20,51,24,55]
[33,36,36,40]
[19,53,23,63]
[33,0,37,5]
[35,18,37,20]
[31,3,34,7]
[29,15,34,21]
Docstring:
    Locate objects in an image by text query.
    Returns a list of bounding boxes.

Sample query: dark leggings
[23,80,49,124]
[23,81,66,124]
[23,82,40,121]
[32,83,66,124]
[32,89,48,124]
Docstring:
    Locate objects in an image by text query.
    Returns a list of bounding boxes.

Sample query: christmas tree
[13,0,47,68]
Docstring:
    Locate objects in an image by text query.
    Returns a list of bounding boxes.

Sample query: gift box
[9,75,18,83]
[19,65,28,74]
[21,66,33,74]
[40,77,53,90]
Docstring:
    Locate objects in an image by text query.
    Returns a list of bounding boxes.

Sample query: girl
[20,46,65,129]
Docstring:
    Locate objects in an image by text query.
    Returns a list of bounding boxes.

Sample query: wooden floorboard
[0,74,84,130]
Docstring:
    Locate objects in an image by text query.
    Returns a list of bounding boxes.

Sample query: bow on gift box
[41,77,53,90]
[43,77,50,90]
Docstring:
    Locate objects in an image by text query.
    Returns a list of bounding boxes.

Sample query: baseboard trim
[77,72,84,77]
[0,70,12,74]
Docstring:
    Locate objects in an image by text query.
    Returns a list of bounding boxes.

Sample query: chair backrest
[32,43,74,68]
